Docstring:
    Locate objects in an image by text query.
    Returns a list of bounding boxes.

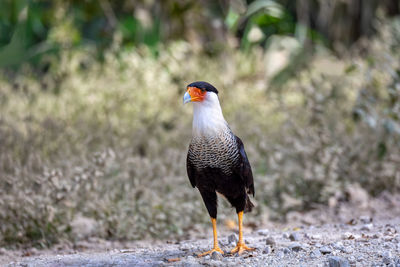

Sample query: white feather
[192,92,228,136]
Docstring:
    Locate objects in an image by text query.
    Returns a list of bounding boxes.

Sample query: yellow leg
[230,211,255,255]
[198,217,224,257]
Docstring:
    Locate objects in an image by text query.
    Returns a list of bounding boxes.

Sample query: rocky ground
[2,193,400,267]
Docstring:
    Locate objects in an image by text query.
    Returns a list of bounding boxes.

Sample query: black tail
[244,195,254,213]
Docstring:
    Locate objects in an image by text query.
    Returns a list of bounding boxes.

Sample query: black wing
[186,151,197,188]
[235,136,255,197]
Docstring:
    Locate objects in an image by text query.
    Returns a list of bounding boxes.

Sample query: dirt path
[2,193,400,267]
[2,216,400,267]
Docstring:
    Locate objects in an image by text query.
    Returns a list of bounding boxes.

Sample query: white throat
[192,92,228,136]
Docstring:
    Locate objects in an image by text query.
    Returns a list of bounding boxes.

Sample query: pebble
[342,232,356,239]
[228,234,238,244]
[361,223,373,231]
[319,246,332,254]
[263,246,271,254]
[0,248,7,255]
[257,229,269,236]
[283,232,290,239]
[211,251,223,261]
[310,233,322,240]
[359,216,372,224]
[382,251,392,258]
[276,250,285,258]
[328,256,350,267]
[289,242,304,252]
[342,246,353,254]
[314,243,322,248]
[348,256,356,263]
[310,249,322,258]
[289,232,301,241]
[332,242,344,251]
[382,251,393,265]
[282,247,291,254]
[266,237,276,246]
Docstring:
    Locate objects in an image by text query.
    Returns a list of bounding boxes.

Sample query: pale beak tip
[183,91,191,104]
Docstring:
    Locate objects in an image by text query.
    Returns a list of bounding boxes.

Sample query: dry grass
[0,21,400,247]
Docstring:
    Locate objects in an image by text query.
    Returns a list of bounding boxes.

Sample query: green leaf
[245,0,283,18]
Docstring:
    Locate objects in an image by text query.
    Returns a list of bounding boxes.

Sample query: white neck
[192,92,228,136]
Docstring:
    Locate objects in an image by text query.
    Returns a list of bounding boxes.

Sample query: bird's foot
[197,246,224,257]
[230,242,255,255]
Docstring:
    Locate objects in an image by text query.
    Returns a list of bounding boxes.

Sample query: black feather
[186,134,255,217]
[187,81,218,94]
[234,136,255,197]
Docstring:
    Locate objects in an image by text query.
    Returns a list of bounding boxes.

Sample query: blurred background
[0,0,400,248]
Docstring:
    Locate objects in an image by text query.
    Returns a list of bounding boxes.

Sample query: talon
[230,242,255,255]
[198,247,224,257]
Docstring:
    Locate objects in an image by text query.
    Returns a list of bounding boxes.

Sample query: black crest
[187,81,218,94]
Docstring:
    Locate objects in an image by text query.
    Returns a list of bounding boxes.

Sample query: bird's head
[183,81,219,105]
[183,81,226,135]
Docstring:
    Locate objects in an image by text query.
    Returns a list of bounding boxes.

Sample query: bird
[183,81,255,256]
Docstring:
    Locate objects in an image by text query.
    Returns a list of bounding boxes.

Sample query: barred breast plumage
[188,128,240,175]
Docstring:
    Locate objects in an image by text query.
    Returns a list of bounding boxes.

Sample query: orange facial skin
[187,86,206,102]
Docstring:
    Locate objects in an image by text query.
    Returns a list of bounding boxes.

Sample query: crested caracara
[183,81,255,256]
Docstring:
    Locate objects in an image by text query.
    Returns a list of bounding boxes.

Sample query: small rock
[228,234,238,244]
[211,251,223,261]
[342,232,355,240]
[314,243,322,248]
[382,251,392,258]
[332,242,344,251]
[310,249,322,259]
[257,229,269,236]
[382,251,393,265]
[276,250,285,258]
[0,248,7,255]
[310,233,322,240]
[361,223,373,231]
[328,256,350,267]
[373,233,381,239]
[342,246,353,254]
[289,232,301,241]
[359,216,372,224]
[266,237,276,246]
[283,232,290,239]
[282,247,291,254]
[289,242,304,252]
[319,246,332,254]
[263,246,271,254]
[384,242,394,249]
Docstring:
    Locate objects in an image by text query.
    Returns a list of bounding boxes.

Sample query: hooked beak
[183,91,191,104]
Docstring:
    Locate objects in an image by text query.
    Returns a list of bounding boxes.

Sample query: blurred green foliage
[1,0,399,68]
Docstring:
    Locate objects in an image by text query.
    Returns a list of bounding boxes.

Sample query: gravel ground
[2,217,400,267]
[2,193,400,267]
